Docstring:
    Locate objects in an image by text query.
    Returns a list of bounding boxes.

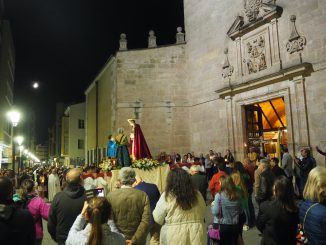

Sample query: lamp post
[0,145,3,170]
[7,110,21,173]
[16,136,24,175]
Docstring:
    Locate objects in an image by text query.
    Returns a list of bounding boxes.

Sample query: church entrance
[244,97,288,159]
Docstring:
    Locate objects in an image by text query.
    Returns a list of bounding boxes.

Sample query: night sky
[4,0,184,144]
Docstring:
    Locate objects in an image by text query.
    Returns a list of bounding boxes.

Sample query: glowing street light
[7,110,21,173]
[15,136,24,146]
[7,110,21,127]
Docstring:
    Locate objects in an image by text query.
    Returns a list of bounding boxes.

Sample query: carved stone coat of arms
[246,36,267,74]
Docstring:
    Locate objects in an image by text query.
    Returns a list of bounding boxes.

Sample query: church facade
[85,0,326,165]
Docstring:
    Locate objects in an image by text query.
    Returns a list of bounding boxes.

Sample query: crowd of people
[0,147,325,245]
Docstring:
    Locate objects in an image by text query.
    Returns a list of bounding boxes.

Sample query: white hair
[119,167,136,186]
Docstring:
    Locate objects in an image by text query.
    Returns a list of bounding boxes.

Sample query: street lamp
[7,111,20,127]
[7,110,21,173]
[15,136,24,146]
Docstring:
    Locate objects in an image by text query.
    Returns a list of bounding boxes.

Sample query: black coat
[191,173,208,202]
[257,200,299,245]
[271,166,286,178]
[47,184,86,243]
[0,203,35,245]
[256,169,275,204]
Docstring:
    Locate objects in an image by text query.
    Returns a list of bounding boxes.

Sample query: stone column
[291,76,310,150]
[234,101,247,161]
[269,18,281,67]
[225,96,236,153]
[235,37,243,77]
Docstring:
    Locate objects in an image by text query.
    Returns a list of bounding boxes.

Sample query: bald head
[66,168,82,186]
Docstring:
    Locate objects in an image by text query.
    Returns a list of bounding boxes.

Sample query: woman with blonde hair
[299,166,326,245]
[66,197,125,245]
[231,171,249,244]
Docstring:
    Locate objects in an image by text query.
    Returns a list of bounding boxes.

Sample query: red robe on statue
[130,124,152,160]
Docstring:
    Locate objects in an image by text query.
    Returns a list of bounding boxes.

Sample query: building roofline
[84,55,116,95]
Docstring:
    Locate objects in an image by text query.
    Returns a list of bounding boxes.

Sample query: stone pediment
[227,1,283,40]
[216,63,313,99]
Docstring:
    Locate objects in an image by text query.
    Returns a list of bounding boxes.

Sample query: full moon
[32,82,39,89]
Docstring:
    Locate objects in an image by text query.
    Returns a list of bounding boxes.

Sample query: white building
[61,102,85,166]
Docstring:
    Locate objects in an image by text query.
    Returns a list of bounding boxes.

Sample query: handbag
[296,203,318,245]
[208,196,222,240]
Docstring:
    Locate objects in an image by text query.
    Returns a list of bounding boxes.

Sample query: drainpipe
[95,81,99,166]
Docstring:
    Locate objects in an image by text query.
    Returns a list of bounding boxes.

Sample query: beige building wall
[183,0,326,164]
[97,60,116,149]
[85,57,116,164]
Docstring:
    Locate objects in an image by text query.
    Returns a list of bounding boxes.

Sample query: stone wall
[184,0,326,163]
[115,45,189,157]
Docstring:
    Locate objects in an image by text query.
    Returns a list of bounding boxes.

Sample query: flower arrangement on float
[99,158,121,171]
[131,158,163,171]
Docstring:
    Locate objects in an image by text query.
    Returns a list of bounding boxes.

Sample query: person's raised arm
[316,146,326,156]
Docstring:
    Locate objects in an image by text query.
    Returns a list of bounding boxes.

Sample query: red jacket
[209,171,227,197]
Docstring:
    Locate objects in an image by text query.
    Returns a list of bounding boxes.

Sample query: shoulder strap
[303,203,318,230]
[218,195,223,219]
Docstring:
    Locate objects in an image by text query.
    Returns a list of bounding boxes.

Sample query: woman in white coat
[153,168,206,245]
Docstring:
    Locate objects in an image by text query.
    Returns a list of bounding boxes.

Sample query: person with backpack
[20,179,50,245]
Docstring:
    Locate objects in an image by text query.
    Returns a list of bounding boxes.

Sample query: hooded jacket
[0,202,35,245]
[47,184,86,243]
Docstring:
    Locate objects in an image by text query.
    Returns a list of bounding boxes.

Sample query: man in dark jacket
[48,168,86,245]
[294,148,316,196]
[133,176,161,245]
[270,157,286,178]
[256,159,275,205]
[0,176,35,245]
[190,165,207,202]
